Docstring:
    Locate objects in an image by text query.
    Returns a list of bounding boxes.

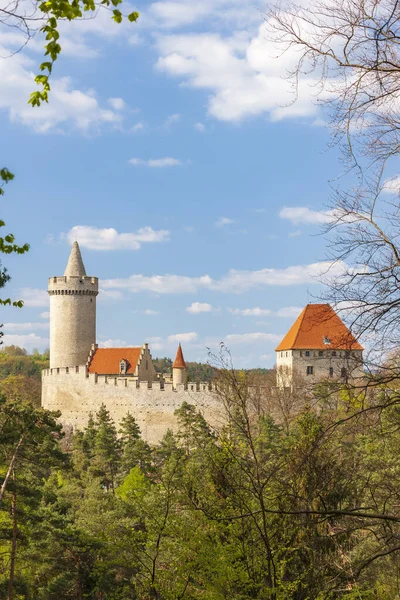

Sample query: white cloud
[186,302,215,313]
[168,332,198,343]
[108,97,125,110]
[103,274,213,294]
[3,322,49,332]
[229,307,271,316]
[194,122,205,132]
[0,47,122,133]
[226,332,282,344]
[102,260,348,295]
[156,25,323,123]
[129,157,184,167]
[40,312,50,319]
[99,339,127,348]
[383,176,400,195]
[2,333,49,350]
[66,225,170,250]
[275,306,303,318]
[288,230,302,237]
[215,216,235,228]
[163,113,181,128]
[128,33,143,46]
[280,206,367,226]
[279,206,332,225]
[99,289,124,301]
[20,288,49,307]
[149,1,212,28]
[131,121,145,133]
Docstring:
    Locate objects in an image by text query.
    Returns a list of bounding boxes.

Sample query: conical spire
[64,241,87,277]
[173,344,186,369]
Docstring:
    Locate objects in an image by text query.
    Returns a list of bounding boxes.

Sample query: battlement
[42,366,218,392]
[48,275,99,295]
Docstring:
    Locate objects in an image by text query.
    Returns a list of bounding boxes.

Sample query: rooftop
[64,241,87,277]
[173,344,186,369]
[275,304,364,351]
[88,347,142,375]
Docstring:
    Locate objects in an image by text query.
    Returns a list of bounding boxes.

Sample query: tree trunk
[0,435,23,504]
[7,469,17,600]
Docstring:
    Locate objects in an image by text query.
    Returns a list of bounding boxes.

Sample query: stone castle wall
[42,367,225,444]
[277,348,364,388]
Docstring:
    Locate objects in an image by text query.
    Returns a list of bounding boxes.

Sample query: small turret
[48,241,98,368]
[173,344,187,388]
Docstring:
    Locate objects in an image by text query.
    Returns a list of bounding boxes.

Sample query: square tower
[275,304,364,388]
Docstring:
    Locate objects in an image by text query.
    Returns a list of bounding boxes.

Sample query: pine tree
[119,413,151,475]
[90,405,120,492]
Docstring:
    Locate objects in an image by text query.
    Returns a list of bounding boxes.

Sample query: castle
[41,243,364,442]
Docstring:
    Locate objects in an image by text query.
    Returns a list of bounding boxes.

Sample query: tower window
[329,367,334,377]
[306,366,314,375]
[305,351,310,357]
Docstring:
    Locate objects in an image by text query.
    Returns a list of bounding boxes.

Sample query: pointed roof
[88,348,142,375]
[275,304,364,351]
[173,344,186,369]
[64,241,86,277]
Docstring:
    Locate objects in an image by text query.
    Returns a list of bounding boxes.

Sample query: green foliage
[0,171,29,311]
[3,391,400,597]
[27,0,139,106]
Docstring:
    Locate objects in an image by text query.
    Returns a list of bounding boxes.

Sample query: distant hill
[0,346,49,406]
[152,356,274,383]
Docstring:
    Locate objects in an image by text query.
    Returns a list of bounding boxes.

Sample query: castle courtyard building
[275,304,364,388]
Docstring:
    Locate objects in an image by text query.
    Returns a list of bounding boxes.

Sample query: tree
[119,413,152,475]
[0,170,29,311]
[90,405,120,491]
[0,396,66,597]
[266,0,400,369]
[1,1,139,107]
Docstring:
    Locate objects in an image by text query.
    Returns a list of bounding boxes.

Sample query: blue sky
[0,0,350,367]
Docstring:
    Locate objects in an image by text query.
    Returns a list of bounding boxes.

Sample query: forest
[2,364,400,598]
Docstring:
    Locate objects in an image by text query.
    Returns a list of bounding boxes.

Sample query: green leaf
[112,9,122,23]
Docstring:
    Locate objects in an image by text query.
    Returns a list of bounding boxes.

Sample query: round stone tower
[172,344,187,388]
[48,241,98,368]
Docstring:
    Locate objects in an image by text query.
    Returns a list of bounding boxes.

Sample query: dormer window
[323,336,331,345]
[120,359,128,374]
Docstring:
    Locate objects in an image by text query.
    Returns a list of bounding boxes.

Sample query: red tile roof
[88,348,142,375]
[173,344,186,369]
[275,304,364,351]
